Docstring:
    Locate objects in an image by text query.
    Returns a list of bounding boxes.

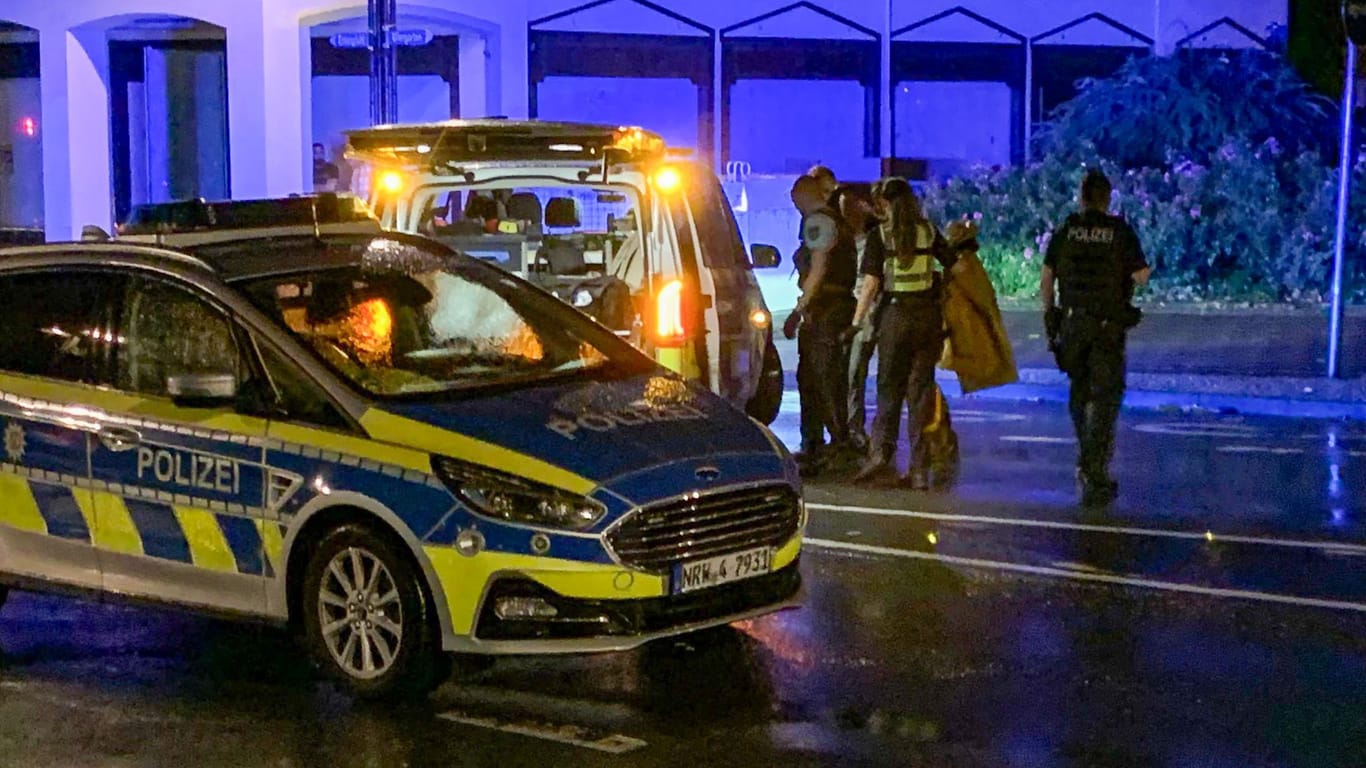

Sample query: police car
[343,120,786,425]
[0,229,804,698]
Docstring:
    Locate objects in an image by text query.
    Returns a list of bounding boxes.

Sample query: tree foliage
[1033,50,1336,169]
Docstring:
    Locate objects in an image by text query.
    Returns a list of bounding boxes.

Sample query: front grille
[606,485,800,572]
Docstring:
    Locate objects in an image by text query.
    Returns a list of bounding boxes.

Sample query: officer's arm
[1041,224,1064,310]
[852,275,880,327]
[1124,223,1152,287]
[795,214,836,313]
[1040,265,1056,311]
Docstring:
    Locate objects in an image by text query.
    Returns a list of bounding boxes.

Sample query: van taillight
[655,279,688,346]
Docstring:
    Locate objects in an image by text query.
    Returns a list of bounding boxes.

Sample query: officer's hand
[838,325,860,346]
[1044,307,1062,345]
[782,311,802,340]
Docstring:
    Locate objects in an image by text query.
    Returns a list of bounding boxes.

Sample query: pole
[1329,38,1356,379]
[368,0,398,126]
[1024,41,1033,164]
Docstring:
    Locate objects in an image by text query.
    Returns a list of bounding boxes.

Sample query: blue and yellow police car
[0,228,803,697]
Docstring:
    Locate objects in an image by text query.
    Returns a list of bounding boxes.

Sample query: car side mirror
[166,373,238,407]
[751,244,781,269]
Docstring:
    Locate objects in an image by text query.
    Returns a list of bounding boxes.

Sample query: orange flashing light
[377,170,405,194]
[656,279,687,346]
[654,166,682,193]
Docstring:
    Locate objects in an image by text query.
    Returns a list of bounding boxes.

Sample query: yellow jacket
[939,239,1018,394]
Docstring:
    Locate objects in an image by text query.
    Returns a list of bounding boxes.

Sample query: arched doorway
[0,21,43,239]
[100,15,230,222]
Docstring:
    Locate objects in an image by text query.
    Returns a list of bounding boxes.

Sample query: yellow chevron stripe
[72,487,98,538]
[360,410,596,495]
[89,492,144,555]
[174,507,238,573]
[0,473,47,534]
[256,519,285,574]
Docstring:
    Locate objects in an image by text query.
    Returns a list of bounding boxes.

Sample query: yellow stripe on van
[89,492,144,556]
[0,473,47,534]
[174,507,238,573]
[360,410,596,495]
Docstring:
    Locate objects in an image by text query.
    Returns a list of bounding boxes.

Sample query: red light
[18,117,36,138]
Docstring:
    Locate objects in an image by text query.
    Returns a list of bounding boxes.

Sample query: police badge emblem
[3,422,24,464]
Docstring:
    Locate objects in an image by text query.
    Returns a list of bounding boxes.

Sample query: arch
[0,20,44,236]
[528,0,714,161]
[1176,17,1270,50]
[721,2,881,173]
[77,14,231,222]
[890,7,1027,172]
[1030,13,1153,124]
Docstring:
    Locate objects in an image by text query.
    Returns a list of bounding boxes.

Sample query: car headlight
[432,456,606,530]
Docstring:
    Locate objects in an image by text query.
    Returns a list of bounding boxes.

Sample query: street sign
[329,29,432,49]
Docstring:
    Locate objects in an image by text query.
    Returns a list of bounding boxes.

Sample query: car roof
[0,230,449,284]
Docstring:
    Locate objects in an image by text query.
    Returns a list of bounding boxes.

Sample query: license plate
[673,546,774,594]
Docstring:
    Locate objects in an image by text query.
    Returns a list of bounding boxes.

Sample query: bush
[925,50,1360,304]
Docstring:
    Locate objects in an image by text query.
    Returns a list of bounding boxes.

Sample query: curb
[780,369,1366,421]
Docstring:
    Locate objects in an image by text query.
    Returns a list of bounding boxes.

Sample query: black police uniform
[1044,209,1148,497]
[795,207,859,458]
[860,221,955,473]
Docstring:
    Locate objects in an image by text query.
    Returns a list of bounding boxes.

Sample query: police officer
[849,183,956,488]
[784,174,859,475]
[843,181,889,451]
[1041,169,1152,507]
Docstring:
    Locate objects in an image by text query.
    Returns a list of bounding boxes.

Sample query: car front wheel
[302,524,447,699]
[746,338,783,425]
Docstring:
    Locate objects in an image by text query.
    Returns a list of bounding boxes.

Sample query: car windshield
[232,236,651,397]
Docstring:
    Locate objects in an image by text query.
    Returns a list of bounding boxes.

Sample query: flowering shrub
[924,51,1358,304]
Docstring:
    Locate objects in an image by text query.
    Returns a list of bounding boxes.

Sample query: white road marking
[1216,445,1305,456]
[806,504,1366,556]
[804,537,1366,613]
[1133,423,1261,438]
[437,711,647,754]
[999,435,1076,444]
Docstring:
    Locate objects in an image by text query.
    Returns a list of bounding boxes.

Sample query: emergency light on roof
[343,120,670,168]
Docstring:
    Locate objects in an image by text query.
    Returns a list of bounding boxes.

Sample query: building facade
[0,0,1287,239]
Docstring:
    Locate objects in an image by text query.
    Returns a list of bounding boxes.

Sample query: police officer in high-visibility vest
[848,184,957,488]
[1041,169,1152,507]
[783,174,859,475]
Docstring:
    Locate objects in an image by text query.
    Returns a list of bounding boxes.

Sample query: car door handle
[98,427,141,452]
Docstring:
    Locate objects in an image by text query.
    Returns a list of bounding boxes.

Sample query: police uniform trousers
[846,305,879,446]
[869,292,942,465]
[797,297,855,453]
[1059,310,1127,484]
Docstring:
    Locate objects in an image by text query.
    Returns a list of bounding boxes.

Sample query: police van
[343,120,785,425]
[0,230,804,698]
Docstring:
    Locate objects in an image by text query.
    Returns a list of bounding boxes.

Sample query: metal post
[369,0,398,126]
[1329,39,1356,379]
[1024,41,1033,164]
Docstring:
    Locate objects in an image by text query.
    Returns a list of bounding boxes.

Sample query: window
[686,172,750,269]
[116,277,242,398]
[256,341,351,431]
[0,271,116,384]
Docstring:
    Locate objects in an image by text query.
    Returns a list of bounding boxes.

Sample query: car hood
[361,372,790,497]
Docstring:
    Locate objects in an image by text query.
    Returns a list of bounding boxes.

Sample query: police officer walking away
[850,183,956,488]
[1041,169,1152,507]
[784,174,860,475]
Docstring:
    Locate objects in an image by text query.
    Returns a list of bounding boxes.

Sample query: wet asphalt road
[2,397,1366,767]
